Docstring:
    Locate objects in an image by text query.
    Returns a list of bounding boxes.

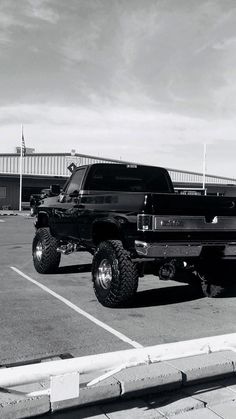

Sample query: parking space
[1,216,236,366]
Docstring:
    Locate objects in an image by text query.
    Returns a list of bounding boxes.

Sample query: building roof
[0,152,235,185]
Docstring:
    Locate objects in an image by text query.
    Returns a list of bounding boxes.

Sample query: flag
[21,127,26,157]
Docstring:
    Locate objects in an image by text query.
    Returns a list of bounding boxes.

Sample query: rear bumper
[135,240,236,258]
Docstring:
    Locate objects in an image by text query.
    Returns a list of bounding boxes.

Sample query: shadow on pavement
[127,281,236,308]
[125,284,202,308]
[218,284,236,298]
[53,264,92,275]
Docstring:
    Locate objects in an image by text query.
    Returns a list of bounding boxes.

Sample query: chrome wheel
[97,259,112,289]
[35,242,43,261]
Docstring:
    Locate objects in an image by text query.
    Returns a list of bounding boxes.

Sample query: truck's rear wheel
[32,227,61,274]
[199,273,224,297]
[92,240,139,307]
[198,262,225,297]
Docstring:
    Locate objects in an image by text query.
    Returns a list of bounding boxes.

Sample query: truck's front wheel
[32,228,61,274]
[92,240,139,307]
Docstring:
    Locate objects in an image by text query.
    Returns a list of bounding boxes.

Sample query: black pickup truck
[32,163,236,307]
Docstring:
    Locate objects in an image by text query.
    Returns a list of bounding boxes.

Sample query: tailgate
[149,194,236,216]
[138,193,236,238]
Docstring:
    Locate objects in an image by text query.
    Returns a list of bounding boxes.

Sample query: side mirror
[50,184,61,195]
[69,190,79,198]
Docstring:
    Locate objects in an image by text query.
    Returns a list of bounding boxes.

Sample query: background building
[0,151,236,210]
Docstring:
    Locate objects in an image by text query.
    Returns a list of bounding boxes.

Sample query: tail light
[137,214,153,231]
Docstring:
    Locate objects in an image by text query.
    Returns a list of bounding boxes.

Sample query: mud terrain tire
[92,240,139,307]
[32,227,61,274]
[198,262,226,297]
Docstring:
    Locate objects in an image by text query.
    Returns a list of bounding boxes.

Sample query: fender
[92,216,127,247]
[35,210,50,229]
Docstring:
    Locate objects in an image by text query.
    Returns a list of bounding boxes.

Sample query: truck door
[51,168,86,239]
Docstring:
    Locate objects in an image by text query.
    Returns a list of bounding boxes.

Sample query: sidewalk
[40,376,236,418]
[0,210,30,216]
[1,350,236,418]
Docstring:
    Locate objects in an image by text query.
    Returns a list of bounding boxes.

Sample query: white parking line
[11,266,143,349]
[0,219,5,222]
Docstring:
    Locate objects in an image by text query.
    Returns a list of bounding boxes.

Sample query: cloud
[1,103,236,177]
[1,0,236,114]
[26,0,59,24]
[1,1,236,178]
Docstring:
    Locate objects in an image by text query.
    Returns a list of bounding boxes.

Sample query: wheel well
[92,222,123,246]
[37,212,49,228]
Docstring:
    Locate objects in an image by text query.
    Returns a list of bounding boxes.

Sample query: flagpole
[203,143,207,195]
[19,126,23,211]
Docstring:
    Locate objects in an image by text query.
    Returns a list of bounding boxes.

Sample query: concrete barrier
[0,332,236,404]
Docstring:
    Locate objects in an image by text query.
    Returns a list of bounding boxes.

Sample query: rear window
[84,164,173,193]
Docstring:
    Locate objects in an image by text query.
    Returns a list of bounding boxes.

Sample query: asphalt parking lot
[1,214,236,367]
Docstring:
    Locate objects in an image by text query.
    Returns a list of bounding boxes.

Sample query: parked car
[30,186,60,216]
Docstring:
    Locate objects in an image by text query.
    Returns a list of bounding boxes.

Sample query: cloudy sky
[1,0,236,177]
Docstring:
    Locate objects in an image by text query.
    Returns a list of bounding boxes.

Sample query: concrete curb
[0,351,235,418]
[0,211,30,217]
[0,382,50,419]
[0,213,18,216]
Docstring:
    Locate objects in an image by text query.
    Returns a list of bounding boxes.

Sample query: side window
[66,169,85,195]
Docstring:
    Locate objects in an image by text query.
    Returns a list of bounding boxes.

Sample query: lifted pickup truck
[32,163,236,307]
